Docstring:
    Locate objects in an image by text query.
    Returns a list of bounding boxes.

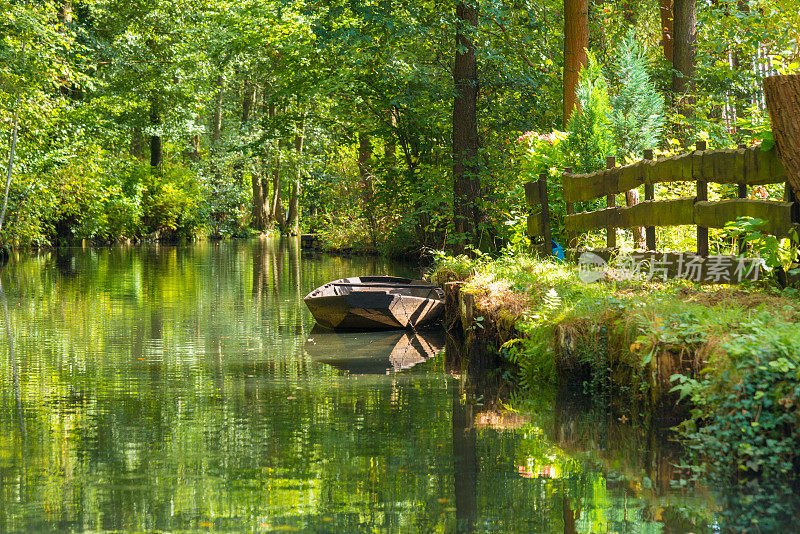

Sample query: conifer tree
[610,31,665,162]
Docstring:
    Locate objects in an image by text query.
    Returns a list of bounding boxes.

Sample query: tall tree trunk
[233,79,254,185]
[659,0,674,63]
[149,99,162,169]
[241,80,255,124]
[563,0,589,127]
[385,108,398,190]
[764,75,800,200]
[732,0,750,132]
[252,172,266,230]
[286,113,305,235]
[453,0,481,251]
[252,101,275,231]
[189,134,200,161]
[270,139,285,232]
[1,88,21,236]
[210,75,224,149]
[131,127,146,159]
[672,0,696,109]
[358,133,378,247]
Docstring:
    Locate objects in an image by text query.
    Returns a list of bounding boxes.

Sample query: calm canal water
[1,239,719,532]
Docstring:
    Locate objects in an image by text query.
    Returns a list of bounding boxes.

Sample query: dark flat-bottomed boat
[303,276,444,330]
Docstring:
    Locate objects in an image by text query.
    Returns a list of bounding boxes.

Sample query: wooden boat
[304,327,444,374]
[303,276,444,330]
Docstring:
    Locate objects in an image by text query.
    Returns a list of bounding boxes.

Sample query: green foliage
[670,313,800,531]
[724,216,798,272]
[609,31,665,162]
[564,53,615,174]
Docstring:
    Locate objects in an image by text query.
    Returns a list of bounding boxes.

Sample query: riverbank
[430,250,800,528]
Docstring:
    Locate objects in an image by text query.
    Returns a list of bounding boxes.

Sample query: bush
[671,314,800,531]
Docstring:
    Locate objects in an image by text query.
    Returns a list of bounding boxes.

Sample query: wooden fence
[526,142,795,259]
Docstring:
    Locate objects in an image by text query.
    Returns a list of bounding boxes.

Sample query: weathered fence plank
[563,145,787,202]
[564,198,695,232]
[538,174,552,256]
[524,180,543,206]
[694,199,796,237]
[564,198,796,237]
[527,212,542,237]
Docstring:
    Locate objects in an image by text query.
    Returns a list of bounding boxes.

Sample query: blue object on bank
[551,240,565,261]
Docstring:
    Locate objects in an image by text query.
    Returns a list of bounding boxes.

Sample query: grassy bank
[430,249,800,529]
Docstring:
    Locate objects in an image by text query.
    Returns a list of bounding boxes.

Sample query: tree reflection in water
[0,239,783,532]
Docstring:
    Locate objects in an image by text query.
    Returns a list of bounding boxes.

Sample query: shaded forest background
[1,0,798,255]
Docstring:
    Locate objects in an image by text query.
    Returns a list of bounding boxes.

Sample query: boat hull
[303,277,444,330]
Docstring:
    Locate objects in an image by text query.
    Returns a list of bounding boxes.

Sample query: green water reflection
[1,239,715,532]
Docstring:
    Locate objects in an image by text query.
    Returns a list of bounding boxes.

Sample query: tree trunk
[149,99,162,169]
[210,75,224,148]
[659,0,674,63]
[625,189,645,248]
[285,114,305,235]
[252,172,266,230]
[563,0,589,127]
[453,0,481,251]
[131,127,146,159]
[270,139,285,232]
[241,80,255,124]
[358,133,378,246]
[732,0,750,132]
[672,0,696,106]
[189,134,200,161]
[0,93,20,235]
[385,108,398,190]
[764,75,800,200]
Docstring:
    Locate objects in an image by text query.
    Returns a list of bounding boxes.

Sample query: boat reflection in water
[305,326,444,374]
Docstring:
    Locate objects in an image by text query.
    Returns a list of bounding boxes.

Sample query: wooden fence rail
[526,143,796,258]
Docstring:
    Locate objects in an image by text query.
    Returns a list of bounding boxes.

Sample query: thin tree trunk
[253,102,274,230]
[659,0,674,63]
[149,99,162,168]
[764,75,800,200]
[131,127,146,159]
[270,139,285,231]
[210,75,224,148]
[563,0,589,127]
[358,133,378,247]
[453,0,481,251]
[241,80,255,124]
[189,134,200,161]
[0,92,21,235]
[286,113,305,235]
[385,108,397,190]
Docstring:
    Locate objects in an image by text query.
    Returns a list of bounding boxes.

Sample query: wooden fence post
[606,156,616,249]
[737,144,748,254]
[538,173,552,257]
[564,167,576,248]
[695,141,709,256]
[643,149,656,251]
